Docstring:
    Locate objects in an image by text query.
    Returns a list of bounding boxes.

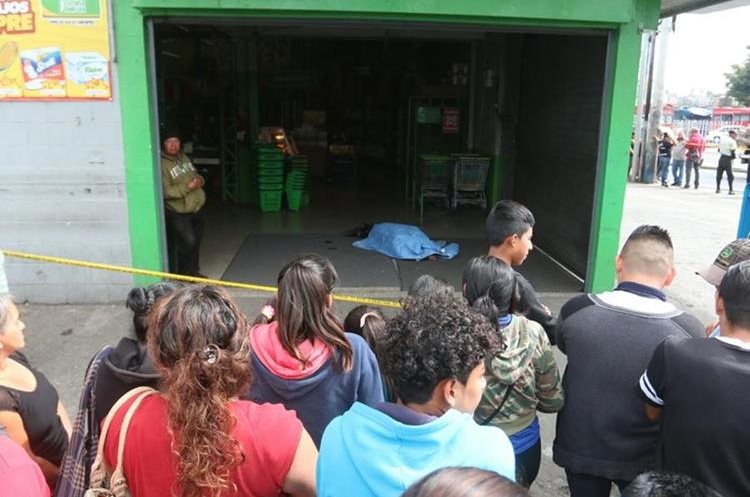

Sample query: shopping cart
[418,154,453,224]
[452,155,490,210]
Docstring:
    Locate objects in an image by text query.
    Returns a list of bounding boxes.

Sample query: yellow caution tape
[3,250,401,309]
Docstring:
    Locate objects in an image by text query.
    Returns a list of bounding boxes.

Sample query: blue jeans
[685,158,702,187]
[671,159,685,185]
[565,470,631,497]
[657,156,670,183]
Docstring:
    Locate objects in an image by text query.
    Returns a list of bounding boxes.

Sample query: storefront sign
[442,108,460,133]
[416,106,441,124]
[0,0,111,100]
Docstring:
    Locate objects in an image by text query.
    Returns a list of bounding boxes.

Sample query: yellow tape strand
[3,250,401,309]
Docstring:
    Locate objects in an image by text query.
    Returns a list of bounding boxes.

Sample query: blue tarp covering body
[352,223,459,260]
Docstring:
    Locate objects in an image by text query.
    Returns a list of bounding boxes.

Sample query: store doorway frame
[113,2,653,292]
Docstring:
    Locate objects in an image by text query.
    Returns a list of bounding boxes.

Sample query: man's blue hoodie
[317,402,516,497]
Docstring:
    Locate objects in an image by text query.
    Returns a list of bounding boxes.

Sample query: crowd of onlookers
[1,200,749,497]
[653,126,746,193]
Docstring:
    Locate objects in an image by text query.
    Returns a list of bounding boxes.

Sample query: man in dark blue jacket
[553,225,703,497]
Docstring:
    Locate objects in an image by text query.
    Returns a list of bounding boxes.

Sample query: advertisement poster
[0,0,111,100]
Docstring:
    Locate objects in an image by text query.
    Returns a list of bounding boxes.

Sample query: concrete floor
[16,169,748,497]
[622,166,746,325]
[200,165,487,279]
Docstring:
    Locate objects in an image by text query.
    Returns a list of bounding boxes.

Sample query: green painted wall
[132,0,633,24]
[586,0,660,291]
[586,23,644,292]
[116,0,660,291]
[115,0,164,281]
[516,34,608,279]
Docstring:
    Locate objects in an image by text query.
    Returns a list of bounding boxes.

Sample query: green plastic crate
[258,182,283,191]
[259,191,283,212]
[286,190,304,211]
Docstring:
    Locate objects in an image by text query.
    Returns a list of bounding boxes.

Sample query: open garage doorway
[151,19,606,291]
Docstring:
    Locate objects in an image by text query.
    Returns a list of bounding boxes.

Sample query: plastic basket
[256,160,285,168]
[259,191,283,212]
[454,161,489,191]
[258,186,283,193]
[286,190,304,211]
[257,172,284,180]
[285,171,308,191]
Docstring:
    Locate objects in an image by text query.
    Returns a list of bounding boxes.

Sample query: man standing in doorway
[716,130,737,195]
[161,127,206,277]
[683,127,705,189]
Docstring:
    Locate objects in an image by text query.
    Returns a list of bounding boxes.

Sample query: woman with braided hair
[101,285,317,497]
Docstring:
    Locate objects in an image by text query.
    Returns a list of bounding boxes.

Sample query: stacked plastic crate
[286,155,310,211]
[252,144,285,212]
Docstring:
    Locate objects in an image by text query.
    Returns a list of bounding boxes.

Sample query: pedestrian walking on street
[655,133,674,187]
[670,133,687,186]
[683,128,705,189]
[716,130,738,194]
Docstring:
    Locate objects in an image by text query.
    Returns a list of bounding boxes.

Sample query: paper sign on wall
[0,0,112,100]
[442,108,460,134]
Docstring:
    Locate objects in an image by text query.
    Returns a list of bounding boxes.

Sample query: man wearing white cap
[698,239,750,337]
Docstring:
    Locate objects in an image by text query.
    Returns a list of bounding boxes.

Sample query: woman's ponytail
[148,285,251,497]
[472,294,501,326]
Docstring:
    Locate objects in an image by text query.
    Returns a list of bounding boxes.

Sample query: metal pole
[642,18,673,184]
[630,30,654,182]
[467,41,478,151]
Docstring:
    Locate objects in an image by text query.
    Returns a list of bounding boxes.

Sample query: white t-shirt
[718,136,737,156]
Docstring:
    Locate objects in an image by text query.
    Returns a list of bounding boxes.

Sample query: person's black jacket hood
[93,337,159,426]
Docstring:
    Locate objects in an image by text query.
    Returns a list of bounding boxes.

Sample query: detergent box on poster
[20,46,66,97]
[64,51,109,97]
